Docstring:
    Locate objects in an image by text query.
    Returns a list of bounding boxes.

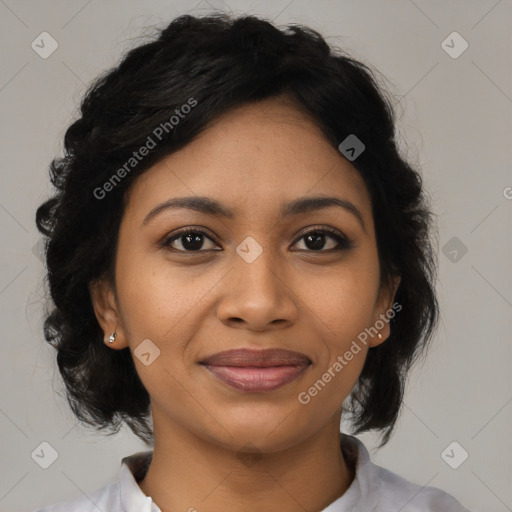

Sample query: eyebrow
[142,195,366,232]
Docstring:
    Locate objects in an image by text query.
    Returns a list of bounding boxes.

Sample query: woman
[33,12,472,512]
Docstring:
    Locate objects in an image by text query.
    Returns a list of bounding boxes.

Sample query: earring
[377,332,383,339]
[108,332,117,343]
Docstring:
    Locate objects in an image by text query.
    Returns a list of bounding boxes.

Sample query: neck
[138,411,355,512]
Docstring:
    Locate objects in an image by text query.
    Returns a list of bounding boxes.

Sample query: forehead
[123,96,372,225]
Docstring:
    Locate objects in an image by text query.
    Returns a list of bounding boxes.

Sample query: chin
[202,413,313,454]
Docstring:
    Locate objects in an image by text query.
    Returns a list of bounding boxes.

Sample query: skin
[89,94,400,512]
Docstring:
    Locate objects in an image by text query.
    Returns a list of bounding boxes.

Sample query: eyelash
[160,226,354,254]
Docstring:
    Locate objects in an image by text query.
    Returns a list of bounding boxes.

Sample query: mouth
[199,348,312,392]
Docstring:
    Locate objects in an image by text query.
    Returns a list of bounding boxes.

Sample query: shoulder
[32,450,155,512]
[31,480,120,512]
[373,463,471,511]
[343,435,472,512]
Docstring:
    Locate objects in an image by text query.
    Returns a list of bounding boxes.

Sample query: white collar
[119,449,158,511]
[321,434,380,510]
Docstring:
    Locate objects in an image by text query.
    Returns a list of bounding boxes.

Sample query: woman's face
[92,95,399,452]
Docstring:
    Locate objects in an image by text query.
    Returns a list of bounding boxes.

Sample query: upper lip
[200,348,311,367]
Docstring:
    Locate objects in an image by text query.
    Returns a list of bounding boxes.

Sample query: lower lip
[202,364,310,392]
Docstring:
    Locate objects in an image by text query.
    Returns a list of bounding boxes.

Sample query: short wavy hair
[35,12,439,446]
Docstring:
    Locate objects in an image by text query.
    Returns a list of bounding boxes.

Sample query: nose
[216,245,299,332]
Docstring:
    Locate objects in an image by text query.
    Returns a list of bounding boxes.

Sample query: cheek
[300,262,380,337]
[116,249,211,342]
[294,258,379,399]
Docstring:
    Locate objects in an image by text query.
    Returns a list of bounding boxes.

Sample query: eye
[291,226,354,252]
[161,228,220,252]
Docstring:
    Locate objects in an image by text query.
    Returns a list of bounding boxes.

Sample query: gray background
[1,1,511,511]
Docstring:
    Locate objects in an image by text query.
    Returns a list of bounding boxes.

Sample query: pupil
[306,232,325,250]
[183,233,204,251]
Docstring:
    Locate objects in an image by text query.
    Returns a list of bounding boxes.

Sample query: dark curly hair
[35,12,439,447]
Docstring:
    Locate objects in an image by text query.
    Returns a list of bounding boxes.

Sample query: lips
[199,348,311,392]
[200,348,311,367]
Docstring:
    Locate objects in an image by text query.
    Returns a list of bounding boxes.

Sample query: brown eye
[162,229,219,252]
[292,227,354,252]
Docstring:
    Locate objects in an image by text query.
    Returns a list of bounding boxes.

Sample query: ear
[88,276,128,349]
[369,273,401,348]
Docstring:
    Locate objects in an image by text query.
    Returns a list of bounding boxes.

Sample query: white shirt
[33,434,472,511]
